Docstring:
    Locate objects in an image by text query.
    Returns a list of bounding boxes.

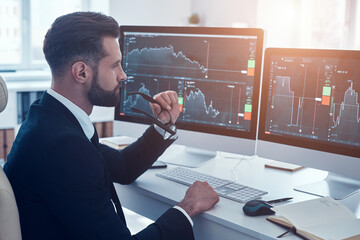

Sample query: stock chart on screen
[264,55,360,147]
[119,31,259,132]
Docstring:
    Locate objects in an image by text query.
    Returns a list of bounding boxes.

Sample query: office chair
[0,75,22,240]
[0,75,8,113]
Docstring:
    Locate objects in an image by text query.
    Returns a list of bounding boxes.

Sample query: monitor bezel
[115,25,264,140]
[258,47,360,158]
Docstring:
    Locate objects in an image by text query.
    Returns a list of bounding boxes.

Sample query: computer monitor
[114,26,264,167]
[257,48,360,199]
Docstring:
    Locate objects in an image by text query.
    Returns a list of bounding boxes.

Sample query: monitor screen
[257,48,360,198]
[116,26,263,139]
[114,26,264,165]
[259,48,360,158]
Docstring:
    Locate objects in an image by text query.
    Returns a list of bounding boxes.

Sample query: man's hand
[151,91,180,124]
[177,181,220,218]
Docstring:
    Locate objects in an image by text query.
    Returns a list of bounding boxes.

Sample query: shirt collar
[47,89,94,140]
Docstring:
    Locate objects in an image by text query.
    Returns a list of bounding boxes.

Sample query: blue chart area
[123,33,254,81]
[124,83,153,115]
[184,89,220,122]
[127,45,207,79]
[121,77,250,129]
[181,81,250,129]
[120,32,256,131]
[270,76,294,127]
[329,81,360,145]
[270,76,314,134]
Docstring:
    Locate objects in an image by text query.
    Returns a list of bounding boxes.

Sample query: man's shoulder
[24,98,82,134]
[29,99,74,123]
[12,102,87,160]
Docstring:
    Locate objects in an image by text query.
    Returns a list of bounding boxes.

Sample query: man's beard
[88,69,121,107]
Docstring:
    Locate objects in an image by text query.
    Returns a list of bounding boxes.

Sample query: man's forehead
[102,36,119,47]
[102,37,121,58]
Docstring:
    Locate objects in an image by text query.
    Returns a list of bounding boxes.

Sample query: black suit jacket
[4,92,194,240]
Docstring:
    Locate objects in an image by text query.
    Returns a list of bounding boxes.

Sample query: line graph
[181,81,251,128]
[123,83,153,115]
[127,45,208,73]
[125,40,210,79]
[122,33,253,81]
[312,67,321,134]
[185,89,220,119]
[329,80,360,144]
[331,81,360,127]
[266,55,360,147]
[271,75,314,132]
[119,31,258,132]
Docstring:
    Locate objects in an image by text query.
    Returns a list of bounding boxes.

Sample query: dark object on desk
[266,197,293,204]
[243,200,275,216]
[151,161,167,169]
[243,198,293,216]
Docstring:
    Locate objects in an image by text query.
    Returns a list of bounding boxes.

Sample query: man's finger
[150,102,161,115]
[161,93,172,106]
[169,91,178,106]
[155,94,171,110]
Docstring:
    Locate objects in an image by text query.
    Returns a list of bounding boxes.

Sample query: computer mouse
[243,200,275,216]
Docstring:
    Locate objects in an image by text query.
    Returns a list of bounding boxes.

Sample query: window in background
[309,0,346,49]
[0,0,101,71]
[257,0,359,50]
[0,0,21,65]
[30,0,83,65]
[356,0,360,49]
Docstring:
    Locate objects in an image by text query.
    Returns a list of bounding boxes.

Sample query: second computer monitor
[258,48,360,199]
[115,26,264,166]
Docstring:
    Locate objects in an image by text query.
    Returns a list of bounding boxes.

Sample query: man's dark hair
[43,12,120,77]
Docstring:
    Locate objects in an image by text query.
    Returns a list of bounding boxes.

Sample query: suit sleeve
[99,125,175,184]
[35,135,134,239]
[135,208,194,240]
[35,132,193,240]
[98,126,195,239]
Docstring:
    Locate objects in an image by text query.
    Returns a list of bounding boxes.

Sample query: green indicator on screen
[245,104,252,112]
[178,97,183,105]
[322,86,331,96]
[248,60,255,68]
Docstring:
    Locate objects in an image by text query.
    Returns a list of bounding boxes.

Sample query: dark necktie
[91,127,127,225]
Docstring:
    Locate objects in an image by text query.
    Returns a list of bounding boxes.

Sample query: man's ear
[72,62,91,84]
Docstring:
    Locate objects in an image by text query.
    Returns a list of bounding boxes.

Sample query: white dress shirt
[46,89,193,227]
[47,89,94,140]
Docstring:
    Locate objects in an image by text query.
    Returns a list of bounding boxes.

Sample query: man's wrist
[153,124,177,140]
[177,200,199,219]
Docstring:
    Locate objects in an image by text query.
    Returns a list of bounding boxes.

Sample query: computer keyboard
[156,167,267,203]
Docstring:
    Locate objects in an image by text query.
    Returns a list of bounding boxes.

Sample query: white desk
[114,144,360,240]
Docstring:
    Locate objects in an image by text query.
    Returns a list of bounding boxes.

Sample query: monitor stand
[294,172,360,200]
[159,144,216,168]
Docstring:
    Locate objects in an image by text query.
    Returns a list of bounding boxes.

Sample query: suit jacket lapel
[91,128,127,224]
[40,92,127,224]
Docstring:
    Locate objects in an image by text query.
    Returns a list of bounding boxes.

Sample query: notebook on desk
[267,197,360,240]
[101,136,136,150]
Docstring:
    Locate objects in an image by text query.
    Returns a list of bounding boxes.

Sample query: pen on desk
[267,197,293,204]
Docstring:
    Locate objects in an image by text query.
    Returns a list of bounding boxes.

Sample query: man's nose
[119,69,127,82]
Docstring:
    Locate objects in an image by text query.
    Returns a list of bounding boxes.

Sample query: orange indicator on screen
[244,112,251,120]
[321,95,330,106]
